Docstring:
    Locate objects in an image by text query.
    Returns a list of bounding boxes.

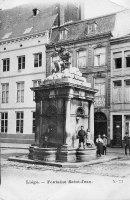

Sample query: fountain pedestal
[58,144,76,162]
[29,67,97,163]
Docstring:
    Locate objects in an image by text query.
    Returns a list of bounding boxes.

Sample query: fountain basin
[29,146,97,163]
[29,146,57,162]
[76,147,96,162]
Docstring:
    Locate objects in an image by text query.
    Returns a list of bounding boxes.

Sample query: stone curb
[1,147,29,150]
[8,156,120,168]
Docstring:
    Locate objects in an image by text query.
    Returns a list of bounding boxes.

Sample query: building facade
[0,2,80,143]
[46,14,116,145]
[46,9,130,146]
[110,35,130,147]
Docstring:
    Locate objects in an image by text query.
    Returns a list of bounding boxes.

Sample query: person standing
[124,132,130,155]
[77,126,86,149]
[86,128,94,147]
[86,129,91,147]
[96,134,103,157]
[102,134,107,155]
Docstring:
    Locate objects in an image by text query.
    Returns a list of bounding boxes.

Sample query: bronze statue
[52,45,71,74]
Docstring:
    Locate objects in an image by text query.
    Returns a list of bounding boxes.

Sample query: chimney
[59,4,65,26]
[79,1,85,20]
[55,4,60,26]
[32,8,40,16]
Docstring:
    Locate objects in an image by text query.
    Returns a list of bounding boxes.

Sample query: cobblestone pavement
[1,148,130,200]
[1,148,130,178]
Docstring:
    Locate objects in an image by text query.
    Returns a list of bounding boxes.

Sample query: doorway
[94,112,107,142]
[113,115,122,147]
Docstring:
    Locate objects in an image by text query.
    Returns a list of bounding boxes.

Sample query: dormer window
[2,32,12,39]
[86,22,97,35]
[59,27,68,40]
[23,27,33,34]
[32,8,40,16]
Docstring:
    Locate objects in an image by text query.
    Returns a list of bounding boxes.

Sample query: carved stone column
[64,98,71,145]
[89,101,94,141]
[58,98,76,162]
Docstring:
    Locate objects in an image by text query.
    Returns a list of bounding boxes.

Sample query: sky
[0,0,130,9]
[1,0,130,9]
[0,0,130,16]
[112,0,130,8]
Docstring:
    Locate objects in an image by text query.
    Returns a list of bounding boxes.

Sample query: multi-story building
[0,2,81,143]
[46,14,114,144]
[110,35,130,147]
[46,9,130,145]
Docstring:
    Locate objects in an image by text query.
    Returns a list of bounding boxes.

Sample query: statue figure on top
[51,46,71,74]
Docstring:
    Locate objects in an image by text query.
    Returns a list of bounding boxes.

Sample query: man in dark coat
[96,134,103,157]
[77,126,86,149]
[124,132,130,155]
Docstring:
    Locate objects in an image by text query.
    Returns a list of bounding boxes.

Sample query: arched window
[94,112,107,121]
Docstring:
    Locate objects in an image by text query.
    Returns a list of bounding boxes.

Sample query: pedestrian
[124,132,130,155]
[86,129,94,147]
[102,134,107,155]
[96,134,103,157]
[86,129,91,147]
[77,126,86,149]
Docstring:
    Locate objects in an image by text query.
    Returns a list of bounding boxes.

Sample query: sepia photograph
[0,0,130,199]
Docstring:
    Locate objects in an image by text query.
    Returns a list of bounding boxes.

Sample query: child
[96,134,103,157]
[102,134,107,155]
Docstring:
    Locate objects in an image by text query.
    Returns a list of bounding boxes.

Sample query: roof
[50,13,116,44]
[49,8,130,45]
[0,3,58,41]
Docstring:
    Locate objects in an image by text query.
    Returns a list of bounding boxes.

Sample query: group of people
[77,126,107,157]
[96,134,107,157]
[77,126,94,149]
[77,125,130,157]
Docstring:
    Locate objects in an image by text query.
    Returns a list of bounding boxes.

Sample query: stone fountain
[29,47,97,163]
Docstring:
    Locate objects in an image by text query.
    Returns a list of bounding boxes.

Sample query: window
[59,27,68,40]
[16,112,24,133]
[3,58,10,72]
[95,83,105,97]
[94,47,106,66]
[0,112,8,133]
[125,52,130,68]
[17,82,24,103]
[2,83,9,103]
[94,78,105,107]
[113,81,122,103]
[115,58,122,69]
[51,55,59,72]
[59,30,68,40]
[126,57,130,67]
[114,80,122,86]
[34,53,42,67]
[18,56,25,70]
[125,80,130,102]
[33,80,41,100]
[32,112,36,133]
[59,31,64,40]
[113,52,122,69]
[77,50,86,68]
[87,23,97,34]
